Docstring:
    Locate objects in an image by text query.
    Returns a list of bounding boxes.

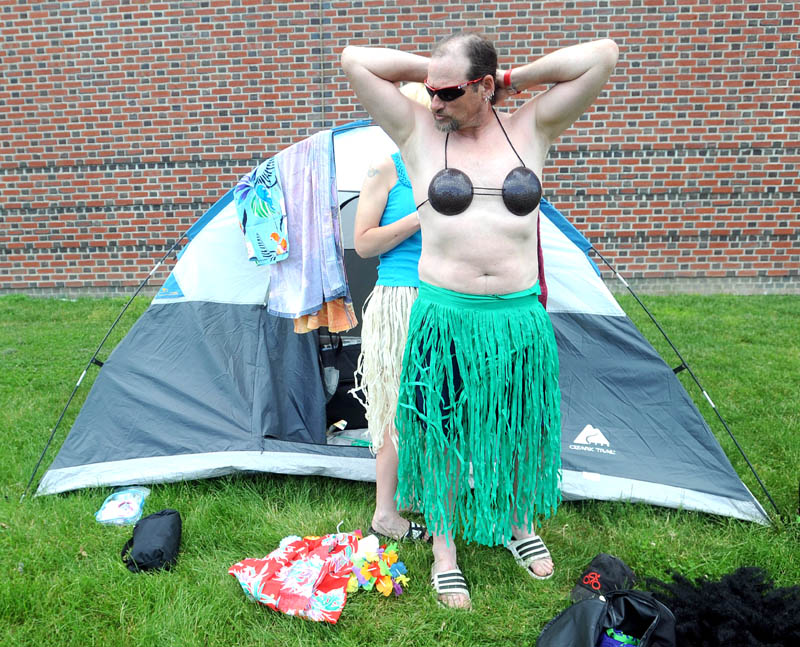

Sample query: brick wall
[2,1,798,296]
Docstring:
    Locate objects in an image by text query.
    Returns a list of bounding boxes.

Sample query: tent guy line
[21,233,189,502]
[590,245,779,518]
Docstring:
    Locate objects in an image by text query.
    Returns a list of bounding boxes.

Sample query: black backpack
[121,509,182,573]
[537,589,676,647]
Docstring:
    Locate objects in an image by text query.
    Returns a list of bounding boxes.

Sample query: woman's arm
[496,39,619,142]
[353,156,421,259]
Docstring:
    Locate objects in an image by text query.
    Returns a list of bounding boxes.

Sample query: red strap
[504,69,512,90]
[537,215,548,308]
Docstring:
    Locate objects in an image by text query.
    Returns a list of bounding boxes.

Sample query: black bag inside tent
[321,333,368,430]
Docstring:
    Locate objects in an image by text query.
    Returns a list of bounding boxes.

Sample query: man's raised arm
[341,46,430,147]
[496,39,619,143]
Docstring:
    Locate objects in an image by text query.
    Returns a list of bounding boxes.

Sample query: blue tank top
[376,153,421,287]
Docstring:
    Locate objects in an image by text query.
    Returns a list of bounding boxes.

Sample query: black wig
[646,567,800,647]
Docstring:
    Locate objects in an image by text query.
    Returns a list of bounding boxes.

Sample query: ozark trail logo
[569,425,616,455]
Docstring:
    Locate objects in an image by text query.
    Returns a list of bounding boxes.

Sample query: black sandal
[368,520,432,543]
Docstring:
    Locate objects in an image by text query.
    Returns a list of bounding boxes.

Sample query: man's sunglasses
[424,76,484,102]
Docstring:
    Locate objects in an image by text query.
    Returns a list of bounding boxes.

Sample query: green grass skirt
[395,281,562,546]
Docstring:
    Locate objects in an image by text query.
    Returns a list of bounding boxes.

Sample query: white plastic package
[94,486,151,525]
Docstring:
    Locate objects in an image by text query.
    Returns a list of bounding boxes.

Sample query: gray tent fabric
[40,302,332,490]
[554,312,764,521]
[36,123,769,525]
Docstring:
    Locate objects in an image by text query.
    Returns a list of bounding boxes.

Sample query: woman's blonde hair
[399,82,431,109]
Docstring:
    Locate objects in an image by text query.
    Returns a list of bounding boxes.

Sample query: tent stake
[590,246,781,519]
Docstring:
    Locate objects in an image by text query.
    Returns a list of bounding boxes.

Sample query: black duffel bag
[537,589,676,647]
[121,509,182,573]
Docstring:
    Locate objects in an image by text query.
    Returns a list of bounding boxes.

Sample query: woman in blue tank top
[351,150,428,542]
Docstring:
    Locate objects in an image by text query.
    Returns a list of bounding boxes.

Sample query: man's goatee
[434,118,460,133]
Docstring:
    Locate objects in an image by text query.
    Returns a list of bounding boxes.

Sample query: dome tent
[32,122,770,525]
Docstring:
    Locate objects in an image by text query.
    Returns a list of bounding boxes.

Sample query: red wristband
[504,69,512,90]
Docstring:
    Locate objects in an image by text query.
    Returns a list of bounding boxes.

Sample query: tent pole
[20,233,188,502]
[590,245,781,519]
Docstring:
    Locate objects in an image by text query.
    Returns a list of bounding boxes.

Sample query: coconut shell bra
[419,108,542,217]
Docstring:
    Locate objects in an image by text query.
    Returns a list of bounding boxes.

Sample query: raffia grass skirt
[352,285,418,453]
[395,281,562,546]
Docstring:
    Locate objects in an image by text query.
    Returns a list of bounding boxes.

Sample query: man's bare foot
[431,559,471,609]
[507,533,555,580]
[528,554,554,578]
[430,535,471,609]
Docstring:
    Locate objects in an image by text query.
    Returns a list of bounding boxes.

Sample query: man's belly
[416,205,540,294]
[418,250,539,295]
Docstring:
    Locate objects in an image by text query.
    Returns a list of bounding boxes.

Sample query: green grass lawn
[1,293,798,646]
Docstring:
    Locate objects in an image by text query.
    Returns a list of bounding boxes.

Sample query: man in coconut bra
[342,31,618,609]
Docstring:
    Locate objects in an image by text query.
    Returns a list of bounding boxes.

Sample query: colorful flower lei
[346,533,410,597]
